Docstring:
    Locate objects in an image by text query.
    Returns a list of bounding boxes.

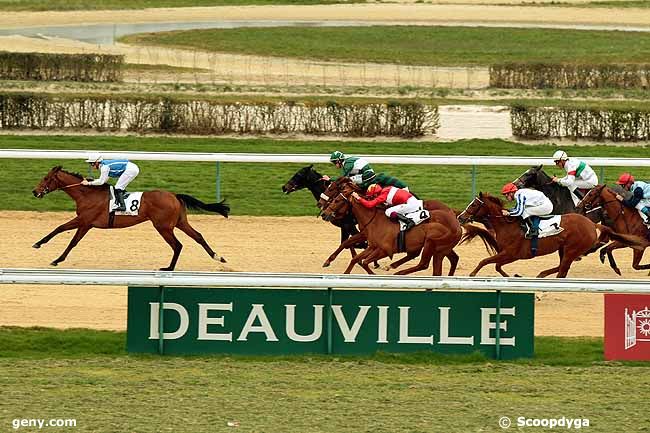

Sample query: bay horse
[32,166,229,271]
[317,177,465,275]
[319,179,462,275]
[457,192,645,278]
[512,165,591,216]
[576,184,650,275]
[282,165,374,269]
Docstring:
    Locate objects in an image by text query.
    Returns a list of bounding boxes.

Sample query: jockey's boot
[641,207,650,228]
[525,216,540,239]
[396,214,415,231]
[114,189,126,212]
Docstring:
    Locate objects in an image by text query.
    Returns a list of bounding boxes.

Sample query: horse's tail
[460,223,499,255]
[597,224,646,251]
[176,194,230,218]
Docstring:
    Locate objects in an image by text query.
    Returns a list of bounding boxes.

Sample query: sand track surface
[2,211,648,336]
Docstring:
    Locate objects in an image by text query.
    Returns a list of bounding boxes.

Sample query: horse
[282,164,374,268]
[512,165,585,216]
[576,184,650,275]
[319,178,462,275]
[317,177,465,275]
[457,192,645,278]
[32,166,229,271]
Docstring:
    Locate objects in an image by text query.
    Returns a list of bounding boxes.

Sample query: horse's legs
[343,247,374,274]
[446,250,460,276]
[33,216,81,248]
[323,232,366,267]
[154,226,183,271]
[385,251,419,270]
[394,240,436,276]
[50,226,90,266]
[469,252,517,277]
[600,241,625,276]
[176,218,226,263]
[631,247,650,271]
[537,249,564,278]
[494,264,510,277]
[555,247,584,278]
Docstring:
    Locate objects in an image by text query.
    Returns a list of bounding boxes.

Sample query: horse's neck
[603,191,642,231]
[485,212,520,243]
[308,179,328,201]
[58,174,104,204]
[540,184,574,213]
[351,199,379,229]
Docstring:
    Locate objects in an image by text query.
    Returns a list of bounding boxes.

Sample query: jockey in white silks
[501,182,554,239]
[551,150,598,206]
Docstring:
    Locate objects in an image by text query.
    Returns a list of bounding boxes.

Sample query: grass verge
[1,327,648,432]
[121,26,650,66]
[3,135,649,214]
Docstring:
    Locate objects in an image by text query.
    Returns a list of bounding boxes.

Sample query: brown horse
[320,179,461,275]
[317,178,463,274]
[576,184,650,275]
[32,166,229,271]
[457,192,645,278]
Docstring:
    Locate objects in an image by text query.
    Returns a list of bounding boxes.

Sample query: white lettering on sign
[480,307,516,346]
[438,307,474,345]
[285,304,324,342]
[198,303,233,341]
[148,302,189,340]
[398,306,433,345]
[332,305,371,342]
[377,306,389,343]
[237,304,279,342]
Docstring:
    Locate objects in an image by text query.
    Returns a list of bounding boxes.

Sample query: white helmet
[552,150,568,161]
[85,153,103,163]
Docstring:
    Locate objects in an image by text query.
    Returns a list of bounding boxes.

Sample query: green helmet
[329,151,345,162]
[361,171,376,183]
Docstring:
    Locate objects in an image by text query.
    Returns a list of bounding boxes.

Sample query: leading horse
[32,166,229,271]
[513,165,587,216]
[458,192,645,278]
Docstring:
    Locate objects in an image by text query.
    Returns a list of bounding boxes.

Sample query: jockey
[615,173,650,225]
[551,150,598,204]
[82,153,140,212]
[351,183,422,231]
[501,182,554,239]
[328,151,374,185]
[360,171,408,190]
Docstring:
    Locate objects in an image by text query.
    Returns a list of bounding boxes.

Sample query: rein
[61,182,83,189]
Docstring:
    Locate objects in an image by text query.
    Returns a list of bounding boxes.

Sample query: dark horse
[282,164,369,257]
[458,192,645,278]
[512,165,581,215]
[32,166,229,271]
[576,184,650,275]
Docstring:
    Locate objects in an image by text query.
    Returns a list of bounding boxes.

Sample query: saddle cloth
[535,215,564,238]
[399,208,430,231]
[109,186,143,216]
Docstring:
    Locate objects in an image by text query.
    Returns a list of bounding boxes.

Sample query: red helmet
[366,183,382,196]
[501,182,518,195]
[616,173,635,185]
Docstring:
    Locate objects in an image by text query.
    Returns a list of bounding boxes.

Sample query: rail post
[158,286,165,355]
[495,289,502,360]
[215,161,221,202]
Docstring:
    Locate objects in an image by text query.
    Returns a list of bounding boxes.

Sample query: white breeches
[567,177,598,192]
[636,199,650,221]
[520,201,553,219]
[385,197,422,217]
[115,163,139,190]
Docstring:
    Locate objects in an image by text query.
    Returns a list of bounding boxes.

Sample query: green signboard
[127,287,534,359]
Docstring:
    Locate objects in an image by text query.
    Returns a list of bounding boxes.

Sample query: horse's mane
[59,168,84,180]
[483,194,504,208]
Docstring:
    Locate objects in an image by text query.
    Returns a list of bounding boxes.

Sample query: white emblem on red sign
[625,307,650,350]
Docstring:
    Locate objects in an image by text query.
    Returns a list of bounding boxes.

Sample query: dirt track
[2,211,648,337]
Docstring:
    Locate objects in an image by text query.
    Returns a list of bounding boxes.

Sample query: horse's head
[282,165,323,194]
[320,178,357,222]
[513,165,547,189]
[458,192,502,224]
[33,166,84,198]
[33,166,63,198]
[575,184,606,214]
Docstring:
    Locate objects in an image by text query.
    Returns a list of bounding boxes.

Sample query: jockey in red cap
[351,183,422,231]
[501,182,553,239]
[615,173,650,225]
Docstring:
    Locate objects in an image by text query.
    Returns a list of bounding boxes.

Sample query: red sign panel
[605,294,650,361]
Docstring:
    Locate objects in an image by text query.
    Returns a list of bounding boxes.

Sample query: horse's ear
[478,191,484,198]
[536,164,543,170]
[308,164,313,169]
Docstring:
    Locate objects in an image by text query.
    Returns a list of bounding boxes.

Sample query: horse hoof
[514,274,522,278]
[159,267,173,271]
[614,268,621,276]
[32,243,41,249]
[322,262,330,268]
[50,261,58,267]
[599,252,606,264]
[219,257,227,263]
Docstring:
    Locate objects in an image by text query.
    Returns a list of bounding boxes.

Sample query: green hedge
[490,63,650,89]
[0,93,438,137]
[0,51,123,82]
[511,104,650,141]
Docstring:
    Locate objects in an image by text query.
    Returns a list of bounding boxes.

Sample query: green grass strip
[0,0,351,12]
[4,135,650,214]
[121,26,650,66]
